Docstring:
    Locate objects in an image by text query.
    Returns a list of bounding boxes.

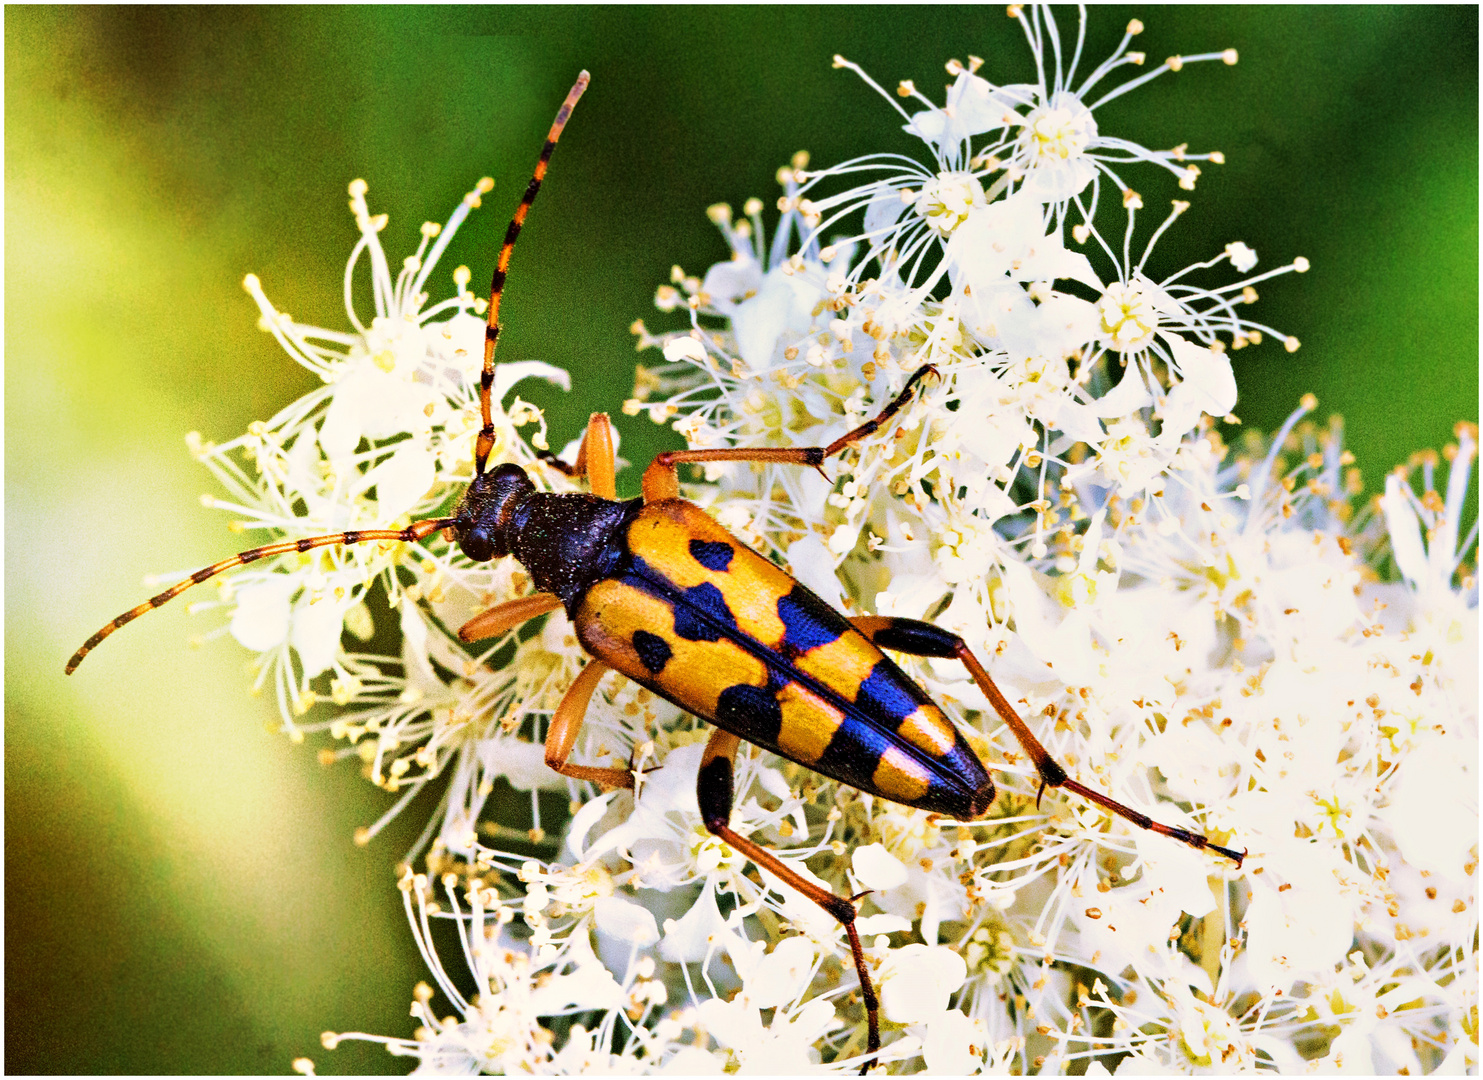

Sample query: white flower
[808,8,1236,291]
[1016,93,1099,196]
[912,170,986,236]
[1097,280,1161,354]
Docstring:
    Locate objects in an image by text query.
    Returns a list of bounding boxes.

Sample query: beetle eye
[459,526,496,563]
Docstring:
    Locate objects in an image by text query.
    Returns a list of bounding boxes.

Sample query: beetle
[68,70,1244,1063]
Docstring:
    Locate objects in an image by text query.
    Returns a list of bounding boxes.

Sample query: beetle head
[453,463,535,562]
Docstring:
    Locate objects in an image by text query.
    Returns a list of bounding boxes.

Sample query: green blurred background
[7,7,1475,1074]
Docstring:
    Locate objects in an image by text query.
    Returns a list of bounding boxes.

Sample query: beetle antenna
[474,70,591,477]
[65,517,457,674]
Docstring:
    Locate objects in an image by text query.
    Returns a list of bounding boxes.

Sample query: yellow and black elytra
[68,71,1244,1065]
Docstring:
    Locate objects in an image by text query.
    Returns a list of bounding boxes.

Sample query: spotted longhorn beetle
[69,71,1244,1062]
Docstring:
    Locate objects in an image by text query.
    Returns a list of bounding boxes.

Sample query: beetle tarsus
[1215,844,1247,868]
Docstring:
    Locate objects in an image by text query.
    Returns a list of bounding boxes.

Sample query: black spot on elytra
[671,581,736,642]
[689,539,734,572]
[714,682,784,744]
[631,629,672,674]
[855,660,926,726]
[672,606,718,642]
[777,585,845,654]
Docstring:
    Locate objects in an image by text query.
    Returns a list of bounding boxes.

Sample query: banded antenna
[475,70,590,476]
[67,71,592,674]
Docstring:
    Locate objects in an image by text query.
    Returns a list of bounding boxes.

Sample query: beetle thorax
[453,464,640,610]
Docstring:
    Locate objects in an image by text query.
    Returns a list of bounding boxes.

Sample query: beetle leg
[458,592,563,644]
[642,364,937,502]
[544,660,635,788]
[851,615,1246,867]
[537,412,617,500]
[697,727,882,1064]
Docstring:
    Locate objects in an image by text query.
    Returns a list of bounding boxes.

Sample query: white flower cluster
[172,7,1474,1075]
[183,176,605,843]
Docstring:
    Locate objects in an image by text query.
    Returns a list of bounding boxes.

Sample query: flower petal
[731,268,823,373]
[229,575,294,652]
[594,895,660,946]
[853,843,908,891]
[290,589,350,678]
[1380,474,1429,587]
[659,881,731,964]
[878,944,966,1024]
[1163,331,1236,417]
[786,533,844,610]
[367,442,435,521]
[747,936,816,1009]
